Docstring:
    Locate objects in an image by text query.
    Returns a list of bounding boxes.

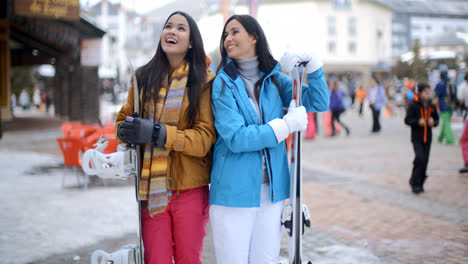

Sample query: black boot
[459,166,468,173]
[411,186,423,194]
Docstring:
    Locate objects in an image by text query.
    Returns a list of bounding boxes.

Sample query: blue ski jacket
[210,59,329,207]
[435,79,451,112]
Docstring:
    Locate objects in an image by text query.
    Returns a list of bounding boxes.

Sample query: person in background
[11,93,16,114]
[329,79,350,136]
[115,11,216,264]
[209,14,329,264]
[404,79,415,107]
[367,75,387,133]
[355,84,366,117]
[435,65,454,145]
[347,73,357,107]
[456,73,468,120]
[458,74,468,173]
[19,89,30,110]
[404,83,439,194]
[33,88,41,109]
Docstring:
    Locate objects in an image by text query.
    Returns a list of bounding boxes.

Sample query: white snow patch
[0,151,137,264]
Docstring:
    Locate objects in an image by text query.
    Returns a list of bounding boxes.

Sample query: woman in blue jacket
[209,14,329,263]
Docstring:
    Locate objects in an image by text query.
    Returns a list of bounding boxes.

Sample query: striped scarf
[138,63,188,217]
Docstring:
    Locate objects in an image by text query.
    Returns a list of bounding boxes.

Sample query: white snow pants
[209,184,284,264]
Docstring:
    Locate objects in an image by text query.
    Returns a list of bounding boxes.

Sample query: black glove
[118,112,161,145]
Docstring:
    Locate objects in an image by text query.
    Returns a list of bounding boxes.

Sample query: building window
[328,41,336,53]
[333,0,351,9]
[348,17,356,36]
[90,5,101,15]
[412,24,421,31]
[110,36,117,44]
[377,29,383,39]
[349,42,356,53]
[328,16,336,36]
[109,5,118,16]
[426,25,431,31]
[108,23,118,30]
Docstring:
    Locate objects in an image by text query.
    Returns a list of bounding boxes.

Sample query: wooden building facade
[1,0,105,137]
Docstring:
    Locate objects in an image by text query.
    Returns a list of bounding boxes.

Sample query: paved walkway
[295,107,467,264]
[0,106,466,264]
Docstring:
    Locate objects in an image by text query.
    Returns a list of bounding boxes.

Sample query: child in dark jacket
[404,83,439,194]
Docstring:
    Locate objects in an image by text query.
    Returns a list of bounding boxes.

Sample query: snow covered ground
[0,150,137,264]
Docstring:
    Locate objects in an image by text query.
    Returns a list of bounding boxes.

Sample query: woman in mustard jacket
[115,11,215,264]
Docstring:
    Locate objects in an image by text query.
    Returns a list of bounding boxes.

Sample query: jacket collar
[222,57,281,82]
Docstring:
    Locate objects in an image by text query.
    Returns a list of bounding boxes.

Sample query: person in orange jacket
[355,84,366,117]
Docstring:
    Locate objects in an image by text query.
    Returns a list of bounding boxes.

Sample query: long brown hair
[136,11,207,124]
[217,15,277,101]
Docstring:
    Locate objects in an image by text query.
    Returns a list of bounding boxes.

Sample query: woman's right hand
[268,100,308,143]
[118,113,157,145]
[283,100,308,133]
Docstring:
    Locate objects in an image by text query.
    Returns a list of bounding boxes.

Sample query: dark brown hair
[136,11,207,124]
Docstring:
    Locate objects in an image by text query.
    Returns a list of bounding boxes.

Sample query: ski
[282,63,312,264]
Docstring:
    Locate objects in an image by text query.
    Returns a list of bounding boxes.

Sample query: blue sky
[80,0,175,14]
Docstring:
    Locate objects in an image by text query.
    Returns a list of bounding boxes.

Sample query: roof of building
[371,0,468,18]
[426,31,467,46]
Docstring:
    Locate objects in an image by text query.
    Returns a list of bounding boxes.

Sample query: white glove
[280,52,300,73]
[283,100,308,133]
[268,100,308,143]
[280,51,323,74]
[297,52,323,74]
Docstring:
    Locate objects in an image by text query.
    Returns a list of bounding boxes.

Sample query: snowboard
[131,70,144,264]
[282,64,312,264]
[81,72,143,264]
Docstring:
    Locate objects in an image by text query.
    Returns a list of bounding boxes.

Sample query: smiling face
[223,19,256,60]
[161,14,191,61]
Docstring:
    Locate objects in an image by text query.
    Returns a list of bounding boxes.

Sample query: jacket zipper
[259,85,275,201]
[265,148,274,200]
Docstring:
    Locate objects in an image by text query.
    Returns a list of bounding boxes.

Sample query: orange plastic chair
[68,124,97,139]
[305,112,316,140]
[103,138,118,154]
[83,126,117,152]
[61,121,82,137]
[56,137,88,190]
[323,111,341,137]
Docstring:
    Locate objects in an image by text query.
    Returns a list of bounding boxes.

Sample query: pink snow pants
[141,185,209,264]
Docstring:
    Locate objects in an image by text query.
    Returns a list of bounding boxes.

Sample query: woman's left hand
[118,114,157,145]
[281,51,323,74]
[296,52,323,74]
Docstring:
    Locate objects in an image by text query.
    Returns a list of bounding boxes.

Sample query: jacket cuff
[306,67,324,80]
[268,118,290,143]
[164,125,185,151]
[153,124,166,148]
[305,58,323,74]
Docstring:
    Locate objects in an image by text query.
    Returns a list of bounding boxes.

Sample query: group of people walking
[115,11,328,264]
[327,74,386,137]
